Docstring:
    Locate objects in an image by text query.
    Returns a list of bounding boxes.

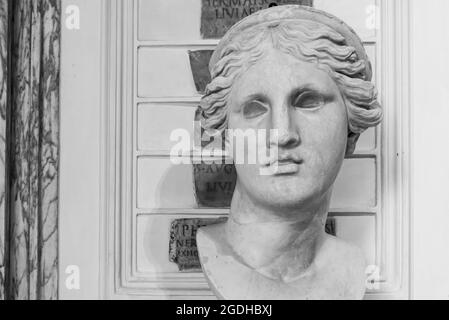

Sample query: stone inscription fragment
[325,217,336,237]
[188,50,214,94]
[193,161,237,207]
[169,218,227,271]
[201,0,314,38]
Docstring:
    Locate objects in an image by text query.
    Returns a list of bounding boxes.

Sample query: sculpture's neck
[226,182,331,282]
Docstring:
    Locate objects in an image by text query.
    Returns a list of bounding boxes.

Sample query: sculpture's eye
[292,91,325,110]
[243,100,268,119]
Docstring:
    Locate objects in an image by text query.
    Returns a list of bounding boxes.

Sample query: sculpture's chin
[245,179,332,211]
[234,163,338,211]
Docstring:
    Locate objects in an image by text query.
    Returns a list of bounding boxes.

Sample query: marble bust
[196,5,382,300]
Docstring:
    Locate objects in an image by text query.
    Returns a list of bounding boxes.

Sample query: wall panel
[135,214,376,275]
[131,0,381,297]
[100,0,411,299]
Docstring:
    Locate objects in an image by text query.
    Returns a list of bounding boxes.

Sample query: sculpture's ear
[346,132,360,155]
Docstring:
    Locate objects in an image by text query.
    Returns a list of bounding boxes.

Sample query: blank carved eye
[243,100,268,119]
[292,91,325,109]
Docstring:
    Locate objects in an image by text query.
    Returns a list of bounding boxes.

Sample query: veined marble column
[0,0,9,301]
[9,0,60,300]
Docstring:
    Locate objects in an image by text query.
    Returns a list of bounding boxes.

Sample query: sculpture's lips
[260,154,303,175]
[260,154,303,166]
[271,162,300,175]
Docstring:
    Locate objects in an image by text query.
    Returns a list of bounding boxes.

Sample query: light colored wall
[58,0,449,300]
[410,0,449,300]
[60,0,102,299]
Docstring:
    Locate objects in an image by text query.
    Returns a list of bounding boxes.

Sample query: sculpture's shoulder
[196,222,227,253]
[196,222,232,270]
[321,234,365,265]
[196,222,239,300]
[316,234,367,299]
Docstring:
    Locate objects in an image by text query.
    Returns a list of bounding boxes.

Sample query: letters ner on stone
[196,5,383,300]
[169,218,227,271]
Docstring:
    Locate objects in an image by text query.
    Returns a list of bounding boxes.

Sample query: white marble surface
[197,6,382,300]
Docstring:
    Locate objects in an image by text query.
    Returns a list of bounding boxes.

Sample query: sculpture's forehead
[230,49,337,100]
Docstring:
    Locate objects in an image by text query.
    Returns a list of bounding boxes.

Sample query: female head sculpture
[200,7,382,154]
[196,5,382,300]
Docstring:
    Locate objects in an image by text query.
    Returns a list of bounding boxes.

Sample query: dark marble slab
[193,161,237,208]
[326,217,336,237]
[188,50,213,94]
[192,106,237,208]
[169,218,227,271]
[201,0,313,38]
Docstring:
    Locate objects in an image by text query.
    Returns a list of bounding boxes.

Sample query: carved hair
[199,20,382,154]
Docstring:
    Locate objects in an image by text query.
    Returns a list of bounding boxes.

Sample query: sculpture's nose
[269,102,300,148]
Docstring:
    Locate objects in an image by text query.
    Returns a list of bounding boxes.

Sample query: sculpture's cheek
[280,119,346,204]
[304,105,347,162]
